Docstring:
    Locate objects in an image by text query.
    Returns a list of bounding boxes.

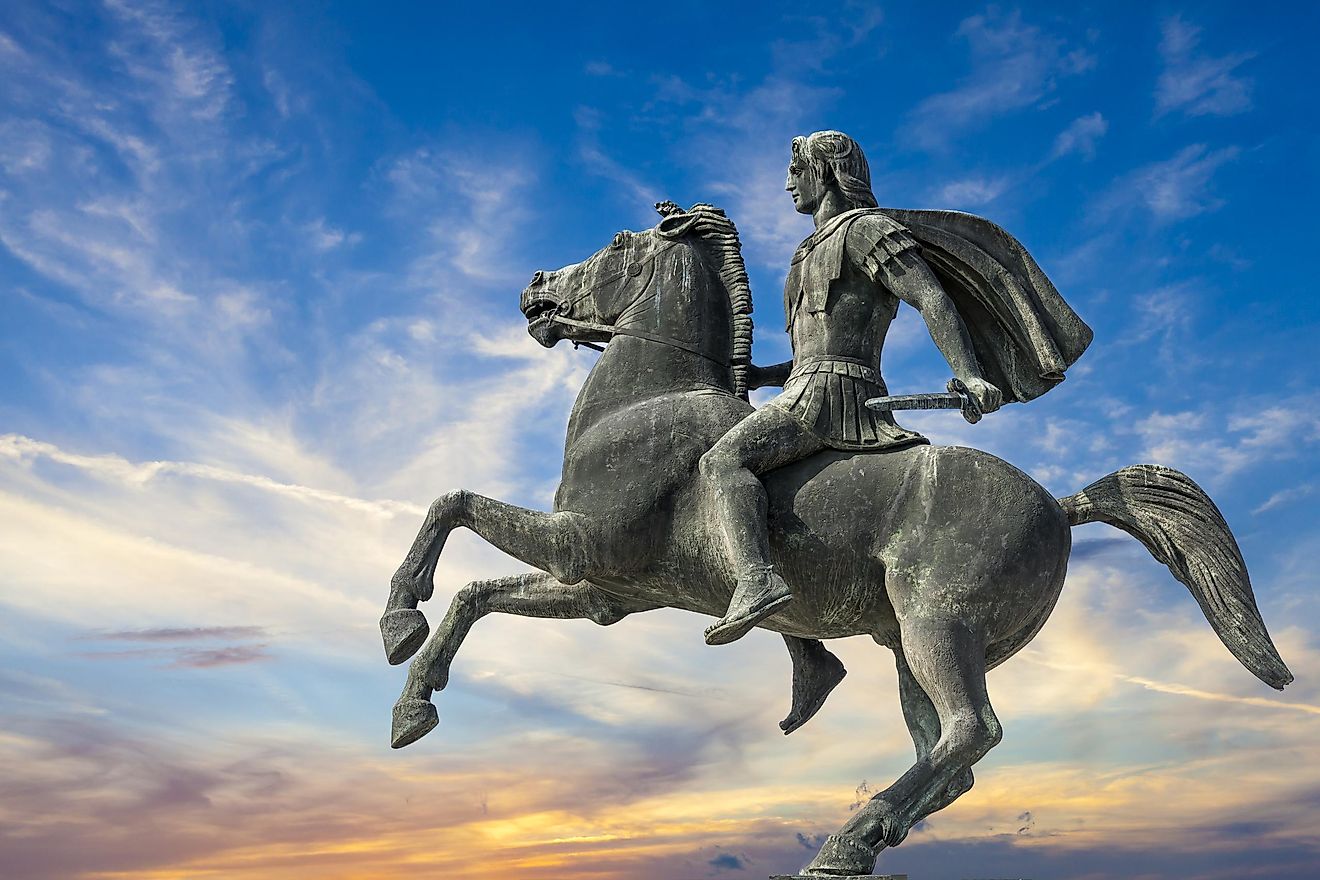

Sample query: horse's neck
[616,249,725,356]
[564,260,733,448]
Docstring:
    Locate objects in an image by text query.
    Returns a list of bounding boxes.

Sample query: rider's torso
[785,214,901,376]
[778,210,927,452]
[788,260,898,372]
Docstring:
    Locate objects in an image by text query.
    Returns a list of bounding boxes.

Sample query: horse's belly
[764,449,913,641]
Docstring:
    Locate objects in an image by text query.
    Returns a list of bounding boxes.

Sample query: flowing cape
[879,208,1092,404]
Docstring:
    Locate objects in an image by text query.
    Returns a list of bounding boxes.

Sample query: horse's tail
[1057,464,1293,690]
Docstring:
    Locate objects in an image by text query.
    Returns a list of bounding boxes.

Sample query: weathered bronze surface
[380,132,1292,878]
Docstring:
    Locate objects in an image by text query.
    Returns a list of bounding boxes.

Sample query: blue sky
[1,2,1318,879]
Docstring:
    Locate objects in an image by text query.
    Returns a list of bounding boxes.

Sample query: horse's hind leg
[382,490,593,664]
[804,618,999,876]
[392,572,655,748]
[895,651,974,814]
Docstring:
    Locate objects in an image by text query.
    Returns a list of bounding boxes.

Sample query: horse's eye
[611,232,627,249]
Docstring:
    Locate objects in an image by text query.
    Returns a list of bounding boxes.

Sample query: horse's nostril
[531,271,545,285]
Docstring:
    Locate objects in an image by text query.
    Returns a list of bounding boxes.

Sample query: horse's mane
[656,201,754,399]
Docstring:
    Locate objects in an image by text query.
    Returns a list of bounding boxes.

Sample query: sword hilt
[947,378,983,424]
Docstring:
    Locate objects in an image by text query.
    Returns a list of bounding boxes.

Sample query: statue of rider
[701,130,1004,646]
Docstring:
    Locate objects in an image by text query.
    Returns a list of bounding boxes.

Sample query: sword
[865,378,984,424]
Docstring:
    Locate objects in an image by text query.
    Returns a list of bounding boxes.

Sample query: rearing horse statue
[380,202,1292,877]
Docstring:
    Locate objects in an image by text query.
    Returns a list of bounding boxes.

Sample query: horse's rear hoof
[391,698,439,749]
[381,609,429,665]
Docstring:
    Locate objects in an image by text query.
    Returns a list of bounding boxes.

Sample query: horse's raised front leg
[803,618,1000,876]
[392,572,656,748]
[381,490,593,664]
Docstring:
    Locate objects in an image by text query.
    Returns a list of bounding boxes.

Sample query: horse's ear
[656,211,700,240]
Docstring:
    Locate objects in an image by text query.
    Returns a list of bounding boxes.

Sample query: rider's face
[785,158,826,215]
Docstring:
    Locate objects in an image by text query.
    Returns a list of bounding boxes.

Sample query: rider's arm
[859,242,1003,413]
[748,360,793,389]
[886,254,981,378]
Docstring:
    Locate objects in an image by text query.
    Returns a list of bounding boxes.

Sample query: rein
[550,238,731,368]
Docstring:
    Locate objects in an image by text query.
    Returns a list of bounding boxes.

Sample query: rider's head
[787,131,878,213]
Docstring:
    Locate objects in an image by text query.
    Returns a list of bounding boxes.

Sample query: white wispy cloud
[767,7,886,75]
[1129,394,1320,485]
[1156,15,1254,118]
[574,106,664,219]
[1050,111,1108,160]
[930,174,1012,207]
[305,216,360,252]
[1096,143,1239,222]
[1254,483,1318,515]
[904,9,1095,151]
[0,433,426,518]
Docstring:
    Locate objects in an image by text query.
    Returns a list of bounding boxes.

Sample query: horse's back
[765,444,1070,647]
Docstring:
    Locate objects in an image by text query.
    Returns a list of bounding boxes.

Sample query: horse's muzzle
[522,294,562,348]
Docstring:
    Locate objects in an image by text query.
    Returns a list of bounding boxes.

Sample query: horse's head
[521,202,755,397]
[520,214,688,349]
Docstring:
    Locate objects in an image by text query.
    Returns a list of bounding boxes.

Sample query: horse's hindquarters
[765,445,1070,647]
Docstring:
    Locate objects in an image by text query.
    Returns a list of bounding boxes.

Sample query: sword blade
[864,392,964,413]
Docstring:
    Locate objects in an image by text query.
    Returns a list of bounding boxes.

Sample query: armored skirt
[767,356,928,452]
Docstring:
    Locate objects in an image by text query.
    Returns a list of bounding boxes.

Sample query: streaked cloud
[930,174,1011,207]
[1254,483,1318,515]
[904,9,1095,151]
[1096,143,1240,222]
[0,433,427,518]
[1050,111,1108,159]
[1156,15,1254,118]
[87,625,267,642]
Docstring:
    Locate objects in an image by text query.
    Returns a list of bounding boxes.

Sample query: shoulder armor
[846,211,919,279]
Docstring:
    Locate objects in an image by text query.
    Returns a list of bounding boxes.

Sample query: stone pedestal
[770,875,907,880]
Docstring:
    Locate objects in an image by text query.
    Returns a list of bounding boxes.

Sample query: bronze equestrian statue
[379,132,1292,877]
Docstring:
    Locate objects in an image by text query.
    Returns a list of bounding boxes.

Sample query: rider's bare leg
[781,635,847,735]
[698,403,824,645]
[393,572,657,748]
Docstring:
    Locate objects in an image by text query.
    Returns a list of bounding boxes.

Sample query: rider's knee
[698,447,736,481]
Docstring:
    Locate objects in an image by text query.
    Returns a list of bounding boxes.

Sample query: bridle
[546,237,731,367]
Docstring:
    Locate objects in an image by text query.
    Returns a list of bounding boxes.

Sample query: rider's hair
[792,131,879,210]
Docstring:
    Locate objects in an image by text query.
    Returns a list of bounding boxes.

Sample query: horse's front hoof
[381,609,429,665]
[801,833,878,876]
[391,698,439,749]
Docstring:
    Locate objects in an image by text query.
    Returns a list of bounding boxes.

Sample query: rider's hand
[961,377,1003,414]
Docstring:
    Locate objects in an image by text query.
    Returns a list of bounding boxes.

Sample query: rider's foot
[705,567,793,646]
[781,643,846,735]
